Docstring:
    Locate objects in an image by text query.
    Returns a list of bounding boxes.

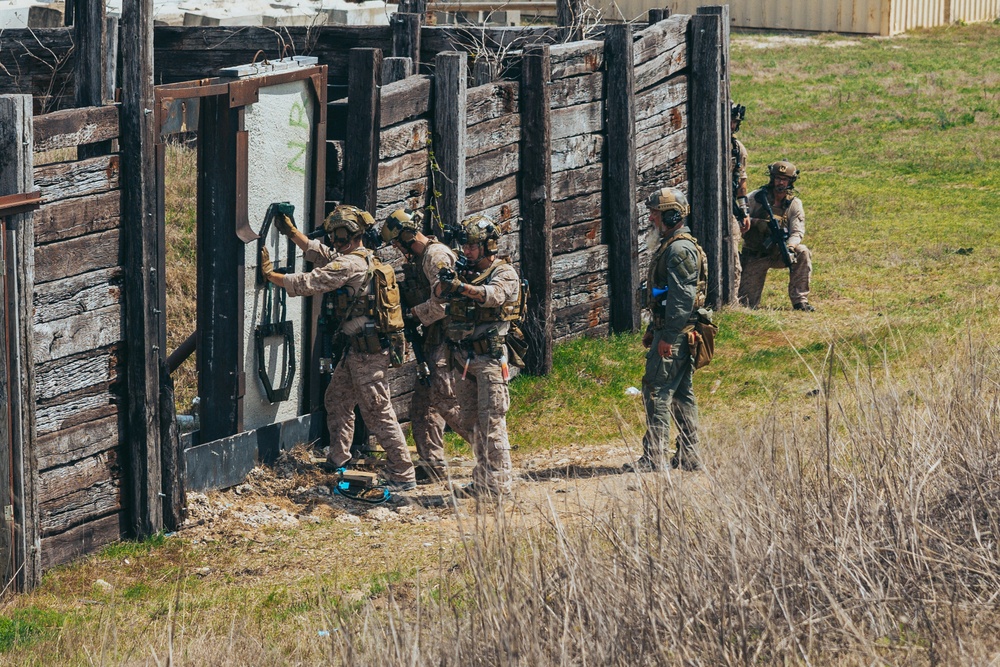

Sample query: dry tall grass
[114,340,1000,666]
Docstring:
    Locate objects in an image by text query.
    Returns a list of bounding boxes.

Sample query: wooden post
[648,8,669,23]
[604,24,640,334]
[105,17,120,104]
[75,0,112,158]
[689,11,725,309]
[556,0,583,42]
[698,5,734,304]
[382,56,412,85]
[433,51,467,232]
[472,58,495,87]
[0,94,41,592]
[120,0,164,536]
[343,48,382,212]
[392,13,422,71]
[518,45,553,375]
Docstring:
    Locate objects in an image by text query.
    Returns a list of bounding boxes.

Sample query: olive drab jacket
[646,225,706,342]
[743,186,806,257]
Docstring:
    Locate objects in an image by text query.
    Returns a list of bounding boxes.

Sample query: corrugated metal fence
[607,0,1000,35]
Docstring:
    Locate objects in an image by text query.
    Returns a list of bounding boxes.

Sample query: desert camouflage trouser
[642,330,700,464]
[325,348,415,483]
[410,341,475,468]
[451,348,513,495]
[731,214,743,298]
[738,244,812,309]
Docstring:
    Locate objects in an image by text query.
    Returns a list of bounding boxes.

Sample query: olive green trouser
[641,330,700,464]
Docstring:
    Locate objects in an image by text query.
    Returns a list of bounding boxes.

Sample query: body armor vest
[744,191,795,256]
[646,232,707,328]
[321,249,372,328]
[399,240,443,309]
[448,260,523,326]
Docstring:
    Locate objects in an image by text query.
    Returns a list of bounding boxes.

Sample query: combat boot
[622,456,668,473]
[793,302,815,312]
[670,450,701,472]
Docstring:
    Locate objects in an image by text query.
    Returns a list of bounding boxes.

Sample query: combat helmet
[644,187,689,227]
[456,214,501,256]
[731,102,746,130]
[323,205,375,244]
[767,160,799,185]
[380,208,424,245]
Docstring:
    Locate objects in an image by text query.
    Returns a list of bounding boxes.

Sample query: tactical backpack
[368,258,405,334]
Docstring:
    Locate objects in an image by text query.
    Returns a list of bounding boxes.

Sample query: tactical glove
[440,275,464,296]
[260,247,274,279]
[275,213,299,238]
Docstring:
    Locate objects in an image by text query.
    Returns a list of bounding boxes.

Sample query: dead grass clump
[320,341,1000,665]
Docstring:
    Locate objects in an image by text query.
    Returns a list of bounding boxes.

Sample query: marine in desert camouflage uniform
[261,205,415,487]
[730,103,751,297]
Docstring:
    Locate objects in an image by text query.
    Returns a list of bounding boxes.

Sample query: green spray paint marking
[287,100,309,173]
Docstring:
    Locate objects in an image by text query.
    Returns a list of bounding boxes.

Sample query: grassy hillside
[3,23,1000,666]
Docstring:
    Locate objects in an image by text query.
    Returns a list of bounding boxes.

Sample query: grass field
[3,22,1000,666]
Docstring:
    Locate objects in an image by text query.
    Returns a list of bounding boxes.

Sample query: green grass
[0,608,65,653]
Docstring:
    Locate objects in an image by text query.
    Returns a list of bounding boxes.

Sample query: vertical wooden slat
[604,25,639,333]
[76,0,112,159]
[120,0,164,537]
[433,51,467,231]
[557,0,583,41]
[0,94,40,592]
[344,48,382,212]
[689,12,725,309]
[472,58,495,87]
[519,45,553,375]
[105,17,120,104]
[383,57,412,85]
[392,13,422,71]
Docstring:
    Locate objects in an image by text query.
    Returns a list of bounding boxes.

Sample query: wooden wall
[30,106,125,570]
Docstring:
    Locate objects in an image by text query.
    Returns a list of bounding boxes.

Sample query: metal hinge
[3,505,12,522]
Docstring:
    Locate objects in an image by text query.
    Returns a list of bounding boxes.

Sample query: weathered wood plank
[467,81,518,126]
[34,229,120,285]
[378,149,429,188]
[40,449,119,505]
[552,244,608,282]
[636,105,687,145]
[553,297,609,340]
[634,42,687,94]
[549,72,603,110]
[466,145,519,190]
[553,218,603,254]
[549,40,603,79]
[465,174,517,214]
[34,304,121,365]
[344,48,382,211]
[433,51,467,228]
[636,128,686,178]
[391,13,421,68]
[551,134,603,173]
[376,177,429,210]
[36,390,117,438]
[379,118,430,160]
[551,101,603,141]
[40,474,121,537]
[35,347,119,402]
[33,267,123,325]
[34,155,120,203]
[466,114,520,158]
[40,512,122,570]
[33,106,119,153]
[552,270,608,308]
[552,280,609,311]
[554,322,609,344]
[380,75,432,128]
[552,162,602,202]
[33,190,119,245]
[466,198,520,231]
[635,75,686,123]
[36,414,120,471]
[553,191,602,228]
[632,14,689,67]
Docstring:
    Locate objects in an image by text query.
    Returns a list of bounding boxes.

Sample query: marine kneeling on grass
[260,204,416,491]
[738,160,815,312]
[626,187,710,473]
[436,214,526,499]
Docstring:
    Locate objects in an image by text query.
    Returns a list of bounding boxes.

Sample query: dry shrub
[323,340,1000,665]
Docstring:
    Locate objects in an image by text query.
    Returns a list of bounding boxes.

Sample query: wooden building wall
[30,106,126,569]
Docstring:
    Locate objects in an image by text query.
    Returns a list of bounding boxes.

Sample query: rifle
[731,138,748,221]
[753,189,795,268]
[403,316,431,386]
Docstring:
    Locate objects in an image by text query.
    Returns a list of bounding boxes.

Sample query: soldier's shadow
[522,464,625,483]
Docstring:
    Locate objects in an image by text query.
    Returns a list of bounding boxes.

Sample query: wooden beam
[518,45,553,375]
[604,24,639,334]
[556,0,583,42]
[344,48,382,211]
[382,57,412,85]
[648,7,669,23]
[433,51,467,231]
[0,94,41,591]
[119,0,163,537]
[698,5,735,305]
[472,58,495,87]
[689,11,725,309]
[75,0,112,159]
[392,13,422,70]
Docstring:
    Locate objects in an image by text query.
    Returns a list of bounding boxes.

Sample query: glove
[275,213,299,238]
[440,275,464,296]
[260,247,274,279]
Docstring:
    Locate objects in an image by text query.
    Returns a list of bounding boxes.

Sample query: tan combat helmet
[380,208,424,245]
[645,187,689,227]
[323,204,375,244]
[458,214,501,256]
[767,160,799,184]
